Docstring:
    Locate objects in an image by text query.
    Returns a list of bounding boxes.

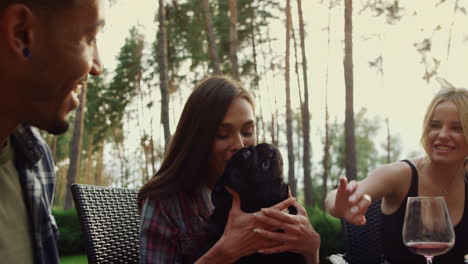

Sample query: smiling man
[0,0,105,263]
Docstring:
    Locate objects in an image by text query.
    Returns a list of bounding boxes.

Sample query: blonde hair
[420,88,468,168]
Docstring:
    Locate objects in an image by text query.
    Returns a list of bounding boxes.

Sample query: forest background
[47,0,468,212]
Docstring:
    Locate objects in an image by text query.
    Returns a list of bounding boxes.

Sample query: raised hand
[333,176,372,225]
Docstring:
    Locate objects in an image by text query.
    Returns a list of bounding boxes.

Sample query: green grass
[60,255,87,264]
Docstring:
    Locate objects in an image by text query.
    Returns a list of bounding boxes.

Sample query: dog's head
[222,143,283,189]
[219,143,287,212]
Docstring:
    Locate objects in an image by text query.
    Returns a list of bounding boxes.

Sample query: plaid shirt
[140,187,214,264]
[10,125,59,264]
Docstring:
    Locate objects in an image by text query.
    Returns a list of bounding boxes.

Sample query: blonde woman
[326,83,468,263]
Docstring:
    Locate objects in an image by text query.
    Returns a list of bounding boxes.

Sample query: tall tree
[446,0,460,62]
[285,0,296,197]
[228,0,239,79]
[344,0,357,181]
[385,117,391,164]
[64,81,88,210]
[201,0,222,74]
[158,0,171,149]
[102,27,144,185]
[296,0,313,206]
[249,0,266,143]
[322,0,334,209]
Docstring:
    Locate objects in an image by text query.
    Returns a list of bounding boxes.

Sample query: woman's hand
[332,176,372,225]
[252,196,321,264]
[208,187,297,263]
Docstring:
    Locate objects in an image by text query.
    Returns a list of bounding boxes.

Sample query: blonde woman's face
[425,101,468,164]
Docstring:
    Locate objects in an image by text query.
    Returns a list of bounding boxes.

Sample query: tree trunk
[297,0,313,206]
[250,1,266,143]
[344,0,357,181]
[201,0,221,74]
[63,82,87,210]
[51,136,57,161]
[150,118,156,177]
[271,112,277,147]
[111,127,128,187]
[158,0,171,149]
[322,0,333,210]
[446,0,459,62]
[291,6,302,107]
[95,142,104,185]
[84,132,94,184]
[386,117,391,164]
[228,0,239,80]
[322,101,330,209]
[141,136,150,183]
[285,0,296,198]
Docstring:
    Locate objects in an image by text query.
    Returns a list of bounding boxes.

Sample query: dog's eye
[261,159,270,170]
[242,150,251,160]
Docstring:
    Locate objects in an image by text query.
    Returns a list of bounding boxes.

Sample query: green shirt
[0,138,34,263]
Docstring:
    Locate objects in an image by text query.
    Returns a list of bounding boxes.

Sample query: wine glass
[402,196,455,264]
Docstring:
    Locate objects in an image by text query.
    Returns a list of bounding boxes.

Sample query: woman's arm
[325,161,413,225]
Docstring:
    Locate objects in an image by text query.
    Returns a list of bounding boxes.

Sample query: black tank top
[382,160,468,264]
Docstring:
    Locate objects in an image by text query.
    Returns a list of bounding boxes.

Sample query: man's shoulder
[13,125,48,147]
[11,125,53,167]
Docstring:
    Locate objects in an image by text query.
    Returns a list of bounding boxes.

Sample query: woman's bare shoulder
[362,159,421,202]
[369,159,419,179]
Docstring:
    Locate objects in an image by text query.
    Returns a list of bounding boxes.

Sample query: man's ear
[2,4,35,59]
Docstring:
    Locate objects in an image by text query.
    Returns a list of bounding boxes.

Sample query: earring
[23,48,31,58]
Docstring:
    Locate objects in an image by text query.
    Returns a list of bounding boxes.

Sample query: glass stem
[426,256,433,264]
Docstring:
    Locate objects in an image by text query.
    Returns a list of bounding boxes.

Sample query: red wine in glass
[403,197,455,264]
[406,242,452,257]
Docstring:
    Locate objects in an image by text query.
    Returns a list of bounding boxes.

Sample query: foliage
[149,0,280,86]
[307,207,343,262]
[326,108,402,181]
[105,27,145,135]
[52,208,85,256]
[359,0,404,24]
[85,72,111,145]
[60,254,87,264]
[54,128,74,163]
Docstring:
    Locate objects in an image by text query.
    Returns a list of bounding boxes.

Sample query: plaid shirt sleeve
[140,197,182,264]
[11,125,59,264]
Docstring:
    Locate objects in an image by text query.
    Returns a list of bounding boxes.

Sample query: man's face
[20,0,105,134]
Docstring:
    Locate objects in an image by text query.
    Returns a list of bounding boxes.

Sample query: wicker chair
[70,184,140,264]
[329,200,384,264]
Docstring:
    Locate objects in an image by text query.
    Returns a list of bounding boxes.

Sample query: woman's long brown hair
[138,76,254,209]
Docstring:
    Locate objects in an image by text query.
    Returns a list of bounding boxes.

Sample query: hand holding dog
[252,191,320,264]
[213,187,297,262]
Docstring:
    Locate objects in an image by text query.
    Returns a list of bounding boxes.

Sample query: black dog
[204,143,306,263]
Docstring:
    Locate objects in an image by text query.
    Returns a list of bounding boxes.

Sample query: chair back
[341,199,384,264]
[70,184,140,264]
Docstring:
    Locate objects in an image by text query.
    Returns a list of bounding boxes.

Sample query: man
[0,0,105,263]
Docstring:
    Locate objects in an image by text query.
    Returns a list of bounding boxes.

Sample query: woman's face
[426,100,468,165]
[210,97,256,178]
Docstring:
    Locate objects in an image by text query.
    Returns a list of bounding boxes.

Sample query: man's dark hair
[0,0,75,14]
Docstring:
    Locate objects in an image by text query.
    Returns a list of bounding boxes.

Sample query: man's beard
[46,120,70,135]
